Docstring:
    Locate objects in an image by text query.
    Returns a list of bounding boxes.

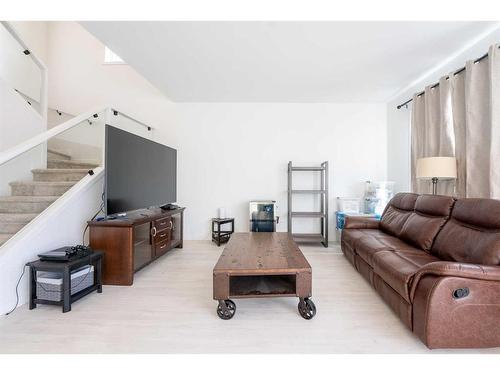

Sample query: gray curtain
[410,43,500,198]
[450,71,466,198]
[410,79,455,195]
[489,45,500,198]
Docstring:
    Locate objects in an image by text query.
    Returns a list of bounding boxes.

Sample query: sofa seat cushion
[354,231,418,266]
[372,250,439,302]
[375,235,418,252]
[361,229,396,240]
[341,228,394,252]
[355,235,391,266]
[341,229,367,250]
[394,249,441,268]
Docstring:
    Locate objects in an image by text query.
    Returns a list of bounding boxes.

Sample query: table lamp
[416,157,457,195]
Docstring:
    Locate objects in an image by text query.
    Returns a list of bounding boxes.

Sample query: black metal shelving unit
[287,161,329,247]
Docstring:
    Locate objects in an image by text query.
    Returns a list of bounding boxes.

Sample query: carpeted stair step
[47,149,71,161]
[31,168,89,182]
[47,159,99,169]
[0,196,59,214]
[9,181,75,196]
[0,213,37,234]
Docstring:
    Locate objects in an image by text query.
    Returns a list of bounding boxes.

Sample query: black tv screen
[105,125,177,215]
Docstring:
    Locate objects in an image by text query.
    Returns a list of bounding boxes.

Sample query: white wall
[46,22,176,130]
[41,22,388,241]
[0,22,47,153]
[0,78,44,152]
[387,27,500,192]
[0,22,48,103]
[9,21,49,63]
[0,22,47,197]
[158,103,387,240]
[386,104,411,192]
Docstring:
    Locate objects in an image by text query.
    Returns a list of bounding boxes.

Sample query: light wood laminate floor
[1,240,499,354]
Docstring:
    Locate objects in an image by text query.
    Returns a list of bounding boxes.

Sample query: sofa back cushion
[400,195,455,252]
[380,193,418,237]
[431,198,500,265]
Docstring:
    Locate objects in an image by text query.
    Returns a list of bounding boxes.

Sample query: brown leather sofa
[341,192,500,349]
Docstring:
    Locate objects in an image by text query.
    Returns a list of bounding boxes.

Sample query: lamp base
[431,177,439,195]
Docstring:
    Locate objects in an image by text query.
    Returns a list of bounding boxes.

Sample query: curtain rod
[396,46,498,110]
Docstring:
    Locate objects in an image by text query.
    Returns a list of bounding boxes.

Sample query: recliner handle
[453,287,469,299]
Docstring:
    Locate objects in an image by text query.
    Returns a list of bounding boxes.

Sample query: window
[104,46,125,64]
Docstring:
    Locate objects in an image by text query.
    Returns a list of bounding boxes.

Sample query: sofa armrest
[343,216,380,230]
[410,261,500,301]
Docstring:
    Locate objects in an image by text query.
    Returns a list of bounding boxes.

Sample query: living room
[1,0,499,373]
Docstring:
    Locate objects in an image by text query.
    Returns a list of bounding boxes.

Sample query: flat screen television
[105,125,177,215]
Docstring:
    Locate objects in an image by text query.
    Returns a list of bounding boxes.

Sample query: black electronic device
[105,125,177,216]
[161,203,179,211]
[38,245,93,262]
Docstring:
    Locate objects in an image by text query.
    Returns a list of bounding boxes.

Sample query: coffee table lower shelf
[213,272,316,320]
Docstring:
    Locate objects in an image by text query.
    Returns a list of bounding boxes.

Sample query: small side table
[212,218,235,246]
[26,251,103,313]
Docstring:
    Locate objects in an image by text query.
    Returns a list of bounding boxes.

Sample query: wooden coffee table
[213,232,316,320]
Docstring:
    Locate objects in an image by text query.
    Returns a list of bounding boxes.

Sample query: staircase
[0,149,99,246]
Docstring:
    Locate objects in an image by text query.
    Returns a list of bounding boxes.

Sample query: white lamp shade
[416,157,457,179]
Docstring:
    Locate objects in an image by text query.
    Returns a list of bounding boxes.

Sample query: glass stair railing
[0,107,154,247]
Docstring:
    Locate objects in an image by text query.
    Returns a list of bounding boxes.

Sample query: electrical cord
[5,266,27,316]
[82,191,105,246]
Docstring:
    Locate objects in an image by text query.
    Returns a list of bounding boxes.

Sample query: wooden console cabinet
[88,207,185,285]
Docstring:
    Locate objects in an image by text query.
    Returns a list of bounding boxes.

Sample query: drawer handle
[151,226,157,237]
[160,244,166,249]
[160,233,167,238]
[167,220,173,230]
[159,221,167,226]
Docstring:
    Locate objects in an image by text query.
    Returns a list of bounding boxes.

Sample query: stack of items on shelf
[335,181,394,230]
[363,180,395,216]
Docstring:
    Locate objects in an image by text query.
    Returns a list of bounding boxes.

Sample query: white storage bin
[336,197,361,214]
[36,265,94,302]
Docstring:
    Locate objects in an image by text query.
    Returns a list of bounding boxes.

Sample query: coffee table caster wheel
[298,298,316,320]
[217,299,236,320]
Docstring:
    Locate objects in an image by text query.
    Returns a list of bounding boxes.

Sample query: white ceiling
[81,21,498,103]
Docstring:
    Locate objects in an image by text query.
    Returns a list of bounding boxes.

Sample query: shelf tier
[291,211,326,218]
[292,233,326,242]
[291,166,325,171]
[291,189,326,194]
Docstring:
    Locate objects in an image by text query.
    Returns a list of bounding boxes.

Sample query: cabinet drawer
[155,228,170,244]
[155,238,170,256]
[155,217,172,231]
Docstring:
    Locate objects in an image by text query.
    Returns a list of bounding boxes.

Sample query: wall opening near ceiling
[104,46,125,64]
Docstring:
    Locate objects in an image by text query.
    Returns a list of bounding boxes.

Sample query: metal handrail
[112,108,152,131]
[9,89,150,132]
[1,21,48,125]
[0,106,154,166]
